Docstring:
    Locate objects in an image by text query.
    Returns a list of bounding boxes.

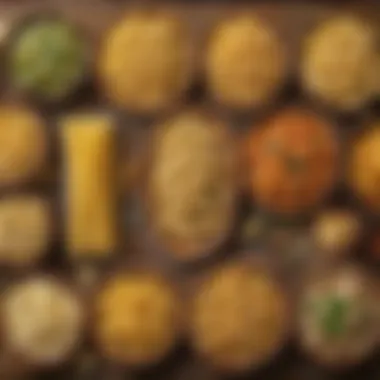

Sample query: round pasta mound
[302,16,378,111]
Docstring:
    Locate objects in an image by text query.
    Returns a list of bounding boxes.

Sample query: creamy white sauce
[3,277,83,365]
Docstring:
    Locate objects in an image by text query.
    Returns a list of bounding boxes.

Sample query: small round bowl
[0,271,86,371]
[96,9,197,117]
[345,120,380,221]
[245,106,343,222]
[0,193,56,271]
[90,268,185,370]
[310,208,364,263]
[296,263,380,370]
[299,15,378,115]
[0,103,51,191]
[202,12,290,116]
[188,257,292,375]
[4,11,93,109]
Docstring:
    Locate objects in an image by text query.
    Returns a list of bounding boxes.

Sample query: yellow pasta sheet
[61,114,117,258]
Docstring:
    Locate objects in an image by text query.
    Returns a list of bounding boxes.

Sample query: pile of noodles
[151,113,234,242]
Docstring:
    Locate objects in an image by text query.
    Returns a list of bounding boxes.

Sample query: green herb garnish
[10,19,87,101]
[318,295,350,339]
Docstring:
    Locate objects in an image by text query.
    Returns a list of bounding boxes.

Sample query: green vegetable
[316,295,350,339]
[10,19,87,101]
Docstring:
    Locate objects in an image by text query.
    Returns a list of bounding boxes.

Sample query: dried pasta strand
[61,114,117,258]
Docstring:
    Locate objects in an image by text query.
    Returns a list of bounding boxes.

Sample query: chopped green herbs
[313,295,350,339]
[320,296,349,338]
[10,19,87,101]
